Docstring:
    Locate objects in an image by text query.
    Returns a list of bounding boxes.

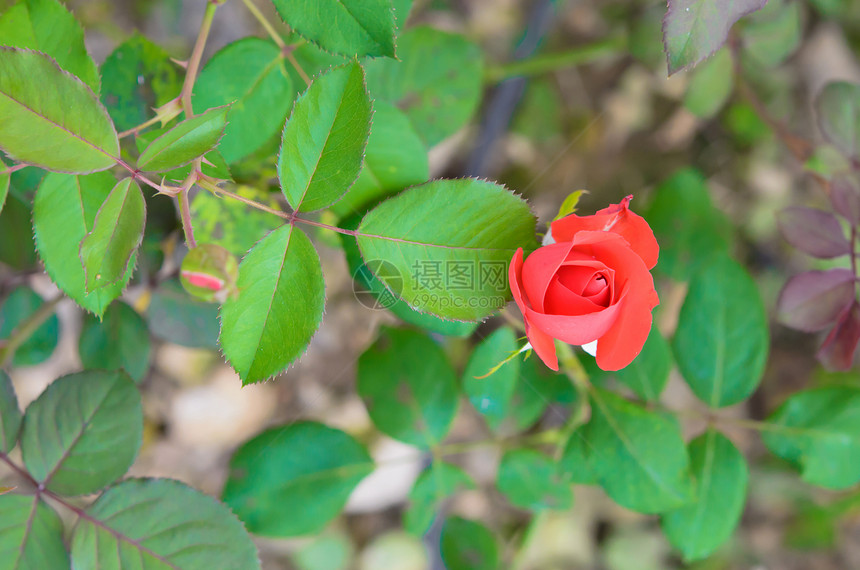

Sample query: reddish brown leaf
[777,207,851,259]
[778,269,856,332]
[831,175,860,225]
[818,302,860,371]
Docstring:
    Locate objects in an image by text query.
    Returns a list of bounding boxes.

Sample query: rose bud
[509,195,659,371]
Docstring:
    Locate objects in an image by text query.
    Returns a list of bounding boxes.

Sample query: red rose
[509,196,659,371]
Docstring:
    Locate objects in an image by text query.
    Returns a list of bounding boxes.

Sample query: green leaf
[78,301,152,383]
[0,156,8,216]
[0,48,119,173]
[135,126,232,182]
[71,478,260,569]
[222,422,373,536]
[740,0,802,69]
[0,370,21,453]
[356,178,537,321]
[330,100,429,219]
[340,213,476,336]
[0,287,59,367]
[614,324,672,402]
[462,328,520,430]
[440,517,499,570]
[587,388,694,513]
[816,81,860,159]
[20,370,142,496]
[147,279,220,348]
[364,27,484,146]
[404,462,475,536]
[190,186,280,257]
[645,168,732,281]
[79,177,145,292]
[497,448,573,511]
[662,429,749,561]
[0,191,36,269]
[663,0,767,75]
[683,48,733,118]
[0,494,69,569]
[33,172,134,317]
[762,386,860,489]
[560,428,599,485]
[357,327,458,447]
[0,0,100,92]
[271,0,395,58]
[279,62,371,212]
[392,0,413,31]
[219,225,325,384]
[100,32,183,133]
[137,105,229,172]
[673,254,769,408]
[193,38,293,164]
[500,355,576,432]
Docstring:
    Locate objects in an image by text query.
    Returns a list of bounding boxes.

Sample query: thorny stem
[180,1,218,117]
[178,163,200,249]
[241,0,285,49]
[0,293,63,368]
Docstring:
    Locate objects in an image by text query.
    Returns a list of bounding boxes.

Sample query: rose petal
[551,195,659,269]
[524,294,623,345]
[545,274,606,315]
[509,248,558,370]
[520,241,575,313]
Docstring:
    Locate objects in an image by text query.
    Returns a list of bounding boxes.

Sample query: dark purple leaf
[663,0,768,75]
[777,207,851,259]
[817,302,860,371]
[831,175,860,225]
[816,82,860,159]
[778,269,856,332]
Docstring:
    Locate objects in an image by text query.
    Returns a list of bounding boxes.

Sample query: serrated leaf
[0,370,21,453]
[222,422,373,536]
[193,38,293,164]
[587,388,694,513]
[440,517,499,570]
[777,269,856,332]
[663,0,767,75]
[559,427,599,485]
[364,27,483,146]
[135,126,232,183]
[462,327,520,431]
[147,279,220,348]
[330,100,429,219]
[614,323,672,402]
[79,177,145,292]
[0,287,59,367]
[79,301,152,382]
[340,212,476,336]
[272,0,395,58]
[137,105,229,172]
[683,47,733,118]
[816,81,860,159]
[21,370,142,496]
[356,179,538,321]
[71,478,260,569]
[497,448,573,511]
[673,254,769,408]
[279,62,372,212]
[100,32,183,133]
[357,327,458,448]
[219,225,325,383]
[404,462,475,536]
[662,430,748,561]
[0,0,100,92]
[0,48,119,173]
[777,206,852,259]
[33,172,133,317]
[763,386,860,489]
[645,168,732,281]
[0,494,69,569]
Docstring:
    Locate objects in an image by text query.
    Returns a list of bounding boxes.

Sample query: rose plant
[0,0,858,568]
